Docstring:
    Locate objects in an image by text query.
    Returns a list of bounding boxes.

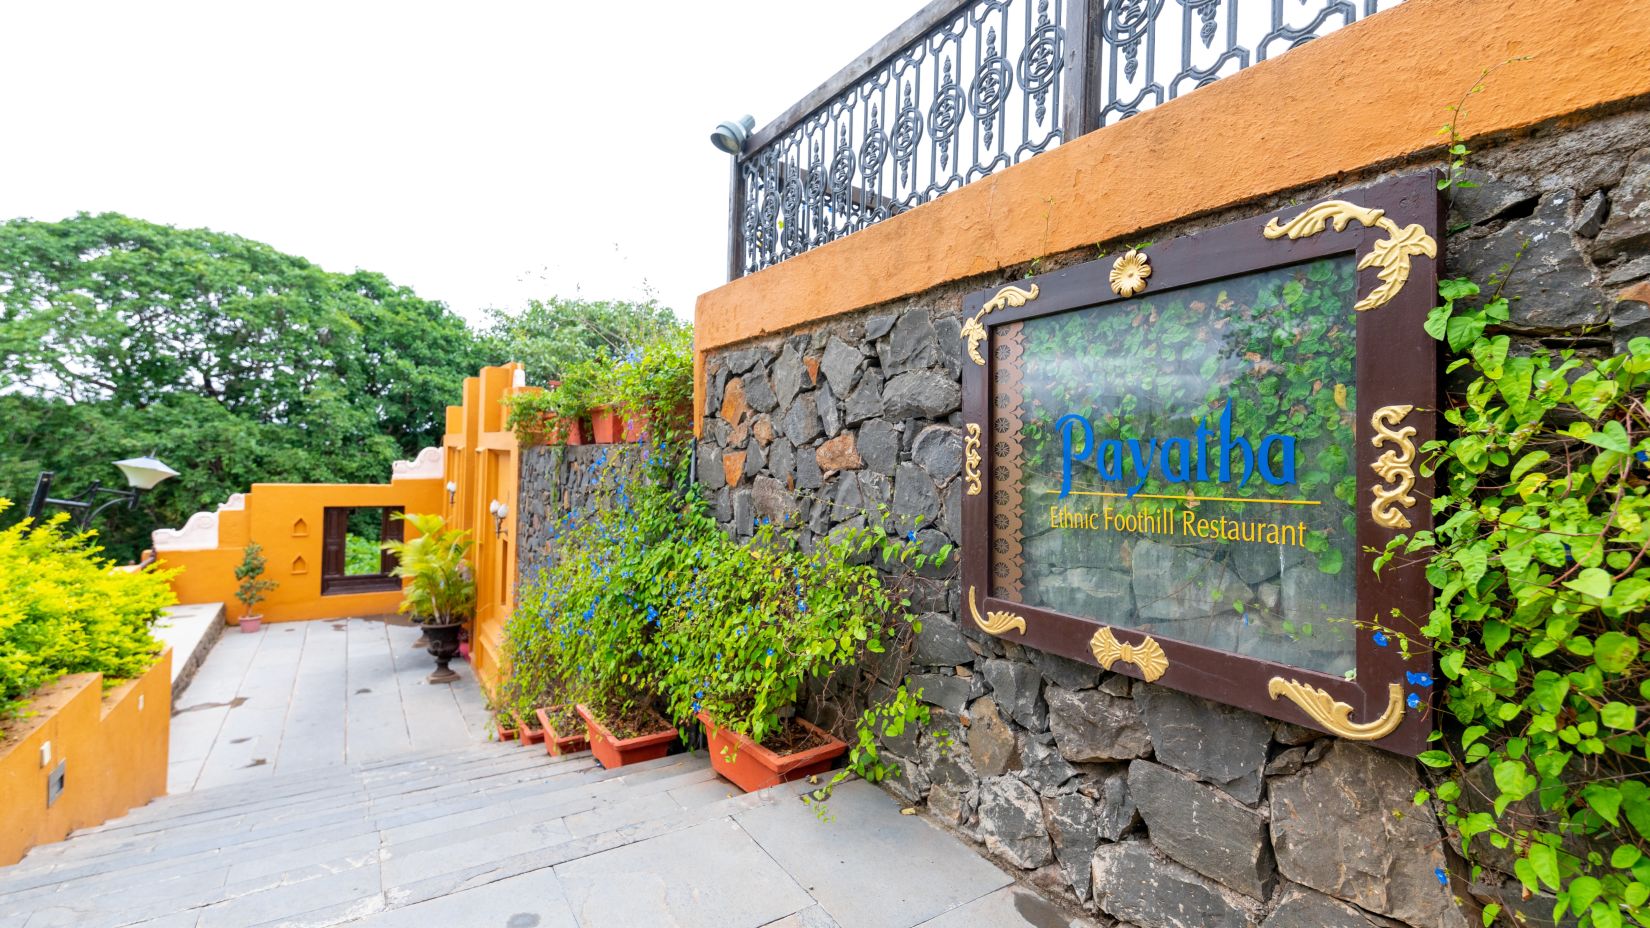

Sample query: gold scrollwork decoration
[1268,678,1407,742]
[1262,200,1437,311]
[1089,626,1169,682]
[1370,404,1418,530]
[964,423,983,496]
[1109,249,1151,298]
[961,284,1039,366]
[967,585,1026,636]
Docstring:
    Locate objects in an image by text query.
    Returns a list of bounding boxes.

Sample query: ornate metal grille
[731,0,1405,277]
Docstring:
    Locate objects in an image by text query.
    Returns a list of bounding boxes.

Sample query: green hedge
[0,501,177,720]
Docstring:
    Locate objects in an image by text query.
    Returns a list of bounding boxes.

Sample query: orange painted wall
[0,649,172,866]
[158,478,443,624]
[693,0,1650,426]
[440,364,524,696]
[156,363,526,694]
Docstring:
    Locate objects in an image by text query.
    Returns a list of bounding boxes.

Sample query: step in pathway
[1,743,1089,928]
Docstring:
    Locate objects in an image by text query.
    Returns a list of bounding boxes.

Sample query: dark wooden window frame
[960,172,1441,755]
[320,506,404,596]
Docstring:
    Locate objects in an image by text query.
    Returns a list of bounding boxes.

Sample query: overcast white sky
[0,1,921,326]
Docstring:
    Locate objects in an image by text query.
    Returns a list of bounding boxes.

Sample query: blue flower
[1434,867,1448,886]
[1373,630,1389,647]
[906,530,916,542]
[1405,671,1432,687]
[1406,692,1422,710]
[766,648,775,656]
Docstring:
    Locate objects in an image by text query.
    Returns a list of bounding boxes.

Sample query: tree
[480,296,684,385]
[0,212,493,561]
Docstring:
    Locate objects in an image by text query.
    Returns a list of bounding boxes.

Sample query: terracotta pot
[589,407,623,443]
[576,703,676,769]
[536,706,589,757]
[495,719,519,743]
[515,710,545,745]
[697,712,847,793]
[621,412,646,443]
[239,615,262,634]
[563,418,587,446]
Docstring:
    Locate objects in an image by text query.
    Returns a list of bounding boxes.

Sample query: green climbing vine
[1383,61,1650,928]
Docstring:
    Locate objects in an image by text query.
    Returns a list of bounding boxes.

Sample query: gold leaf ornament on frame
[1262,199,1437,311]
[1089,626,1169,682]
[1370,404,1418,530]
[1267,678,1406,741]
[967,586,1026,636]
[964,423,983,495]
[961,284,1039,366]
[1109,249,1151,298]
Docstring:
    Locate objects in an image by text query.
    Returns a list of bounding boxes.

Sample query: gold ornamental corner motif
[1370,404,1418,530]
[1109,249,1151,298]
[961,283,1039,366]
[967,586,1026,636]
[1089,626,1169,682]
[964,423,983,496]
[1262,200,1437,311]
[1268,678,1406,742]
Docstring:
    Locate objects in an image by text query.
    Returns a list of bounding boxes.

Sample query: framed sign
[959,173,1441,755]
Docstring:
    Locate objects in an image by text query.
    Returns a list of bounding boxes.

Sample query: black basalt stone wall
[687,106,1650,928]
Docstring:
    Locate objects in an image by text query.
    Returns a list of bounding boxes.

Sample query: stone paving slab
[150,603,224,699]
[912,886,1093,927]
[734,780,1016,928]
[554,817,814,928]
[348,867,578,928]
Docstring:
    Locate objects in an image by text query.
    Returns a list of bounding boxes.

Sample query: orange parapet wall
[0,649,172,866]
[150,363,526,694]
[152,464,444,624]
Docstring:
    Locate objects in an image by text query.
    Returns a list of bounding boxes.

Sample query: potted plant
[605,329,694,445]
[504,386,586,446]
[233,543,278,633]
[658,519,936,792]
[535,704,588,757]
[515,708,545,745]
[381,512,475,684]
[575,700,676,768]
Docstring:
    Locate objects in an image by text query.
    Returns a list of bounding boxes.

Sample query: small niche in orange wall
[291,555,308,575]
[292,517,309,537]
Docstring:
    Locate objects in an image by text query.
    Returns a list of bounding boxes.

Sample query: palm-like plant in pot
[382,512,475,684]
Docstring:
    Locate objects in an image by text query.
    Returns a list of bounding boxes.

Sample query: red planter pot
[536,706,590,757]
[495,720,519,743]
[697,712,848,793]
[589,407,623,443]
[515,711,545,746]
[576,703,676,769]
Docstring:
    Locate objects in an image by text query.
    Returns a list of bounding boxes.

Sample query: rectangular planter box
[515,710,545,746]
[495,719,519,743]
[536,706,589,757]
[697,711,848,793]
[576,703,676,770]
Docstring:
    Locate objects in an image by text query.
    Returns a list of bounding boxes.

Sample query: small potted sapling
[234,543,278,633]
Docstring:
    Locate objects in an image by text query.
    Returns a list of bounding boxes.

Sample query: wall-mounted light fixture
[710,115,755,155]
[488,500,509,537]
[445,481,457,505]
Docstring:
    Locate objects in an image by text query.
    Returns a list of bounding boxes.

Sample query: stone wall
[691,105,1650,928]
[517,444,642,580]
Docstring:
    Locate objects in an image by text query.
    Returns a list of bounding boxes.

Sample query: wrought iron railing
[730,0,1405,278]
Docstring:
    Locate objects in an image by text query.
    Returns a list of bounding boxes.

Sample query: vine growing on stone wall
[1381,63,1650,928]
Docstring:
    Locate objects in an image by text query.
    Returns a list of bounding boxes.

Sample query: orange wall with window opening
[153,363,525,695]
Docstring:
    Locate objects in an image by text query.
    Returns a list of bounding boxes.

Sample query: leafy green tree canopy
[0,212,491,560]
[481,296,684,385]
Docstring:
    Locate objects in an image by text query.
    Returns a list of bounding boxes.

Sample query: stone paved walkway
[168,619,490,792]
[0,619,1094,928]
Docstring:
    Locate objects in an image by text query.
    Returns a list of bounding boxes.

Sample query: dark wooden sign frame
[959,172,1441,755]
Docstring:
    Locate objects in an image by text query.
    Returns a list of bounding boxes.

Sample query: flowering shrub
[0,501,176,719]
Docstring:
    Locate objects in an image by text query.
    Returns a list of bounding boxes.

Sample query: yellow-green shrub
[0,500,177,719]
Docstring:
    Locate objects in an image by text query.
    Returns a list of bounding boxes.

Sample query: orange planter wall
[0,648,172,866]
